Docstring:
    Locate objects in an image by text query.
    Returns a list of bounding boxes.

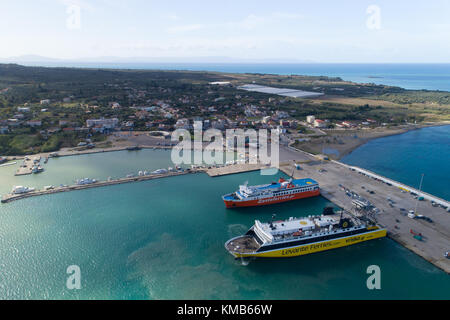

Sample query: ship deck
[226,236,261,254]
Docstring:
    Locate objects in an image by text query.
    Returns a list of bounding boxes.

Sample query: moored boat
[225,210,387,258]
[222,178,320,208]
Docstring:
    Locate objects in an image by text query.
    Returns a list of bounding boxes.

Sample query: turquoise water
[0,162,449,299]
[0,149,235,196]
[342,125,450,201]
[27,62,450,91]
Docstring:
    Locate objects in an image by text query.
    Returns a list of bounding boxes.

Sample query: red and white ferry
[222,178,320,208]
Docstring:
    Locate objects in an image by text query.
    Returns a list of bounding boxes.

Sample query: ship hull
[228,228,387,258]
[223,189,320,208]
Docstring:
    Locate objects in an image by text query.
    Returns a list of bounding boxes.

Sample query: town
[1,64,448,158]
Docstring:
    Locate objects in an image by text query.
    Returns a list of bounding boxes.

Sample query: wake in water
[238,257,254,266]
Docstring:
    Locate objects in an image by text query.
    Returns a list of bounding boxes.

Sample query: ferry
[222,178,320,208]
[225,209,387,258]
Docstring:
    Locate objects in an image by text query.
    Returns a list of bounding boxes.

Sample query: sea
[28,62,450,91]
[0,64,449,300]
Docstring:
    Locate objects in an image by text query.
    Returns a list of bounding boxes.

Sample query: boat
[76,178,97,185]
[32,165,44,174]
[222,178,320,208]
[11,186,35,195]
[152,169,168,174]
[127,145,141,151]
[225,210,387,258]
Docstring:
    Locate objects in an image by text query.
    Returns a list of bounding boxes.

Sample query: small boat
[76,178,97,185]
[152,169,168,175]
[32,165,44,174]
[11,186,35,194]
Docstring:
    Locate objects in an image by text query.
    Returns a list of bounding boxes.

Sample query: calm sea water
[28,62,450,91]
[0,146,449,300]
[342,125,450,201]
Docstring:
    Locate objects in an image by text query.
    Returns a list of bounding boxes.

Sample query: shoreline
[3,122,449,164]
[293,122,450,161]
[337,122,450,160]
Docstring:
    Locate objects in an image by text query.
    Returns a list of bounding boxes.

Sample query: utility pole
[414,173,425,215]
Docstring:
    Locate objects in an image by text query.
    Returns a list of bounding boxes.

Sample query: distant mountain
[0,55,316,65]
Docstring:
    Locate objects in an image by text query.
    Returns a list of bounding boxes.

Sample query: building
[86,118,119,130]
[0,126,8,134]
[17,107,30,112]
[306,115,315,124]
[26,120,42,127]
[40,99,51,105]
[314,119,327,128]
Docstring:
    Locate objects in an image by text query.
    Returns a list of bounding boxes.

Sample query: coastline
[293,122,450,160]
[3,122,449,164]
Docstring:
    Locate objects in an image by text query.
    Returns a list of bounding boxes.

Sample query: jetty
[1,169,203,204]
[278,160,450,274]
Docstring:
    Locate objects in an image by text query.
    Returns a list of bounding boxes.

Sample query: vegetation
[0,63,448,155]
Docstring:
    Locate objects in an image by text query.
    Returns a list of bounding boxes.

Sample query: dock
[1,170,202,204]
[206,163,267,177]
[279,160,450,274]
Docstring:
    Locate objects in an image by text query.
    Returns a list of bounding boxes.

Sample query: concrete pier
[207,163,267,177]
[1,170,202,204]
[279,160,450,274]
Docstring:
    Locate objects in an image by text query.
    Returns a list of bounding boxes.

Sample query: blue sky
[1,0,450,62]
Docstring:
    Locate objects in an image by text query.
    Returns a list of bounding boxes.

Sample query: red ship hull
[224,189,320,208]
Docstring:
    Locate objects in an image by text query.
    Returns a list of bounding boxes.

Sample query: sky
[0,0,450,63]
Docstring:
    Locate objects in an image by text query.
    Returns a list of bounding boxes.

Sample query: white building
[306,115,315,124]
[86,118,119,129]
[18,107,30,112]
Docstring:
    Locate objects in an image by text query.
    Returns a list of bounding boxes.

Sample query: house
[13,114,25,119]
[111,102,121,109]
[7,119,21,126]
[342,121,355,128]
[0,126,8,134]
[86,118,119,130]
[18,107,30,112]
[314,119,327,128]
[26,120,42,127]
[175,119,191,130]
[40,99,51,105]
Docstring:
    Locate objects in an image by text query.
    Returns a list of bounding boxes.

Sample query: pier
[1,169,202,204]
[278,159,450,274]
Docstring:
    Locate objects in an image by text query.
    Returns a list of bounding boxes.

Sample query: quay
[278,159,450,274]
[1,169,203,204]
[207,163,267,177]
